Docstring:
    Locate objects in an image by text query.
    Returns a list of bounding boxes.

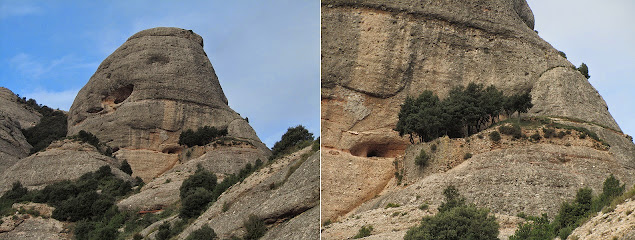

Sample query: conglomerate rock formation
[321,0,635,237]
[68,27,270,181]
[0,88,40,174]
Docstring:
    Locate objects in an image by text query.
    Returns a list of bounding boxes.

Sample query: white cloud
[0,2,41,19]
[8,53,96,80]
[22,88,79,111]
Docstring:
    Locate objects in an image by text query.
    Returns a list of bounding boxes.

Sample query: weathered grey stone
[177,148,319,239]
[0,140,133,194]
[0,215,69,240]
[0,87,41,129]
[67,27,269,180]
[0,113,30,173]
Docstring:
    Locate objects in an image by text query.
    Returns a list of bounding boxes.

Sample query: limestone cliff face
[0,88,40,174]
[68,27,270,181]
[321,0,635,231]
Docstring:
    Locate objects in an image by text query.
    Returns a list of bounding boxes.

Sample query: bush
[542,128,555,138]
[179,126,228,147]
[499,124,522,139]
[489,131,501,142]
[186,224,217,240]
[180,166,217,199]
[405,186,498,240]
[463,153,472,159]
[2,182,27,201]
[385,203,400,209]
[430,144,437,152]
[353,225,373,239]
[21,109,67,154]
[120,160,133,175]
[243,214,266,240]
[180,187,213,219]
[530,132,541,141]
[438,185,466,213]
[577,62,590,79]
[156,222,172,240]
[270,125,314,159]
[415,149,430,167]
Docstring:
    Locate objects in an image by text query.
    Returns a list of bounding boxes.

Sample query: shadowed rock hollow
[321,0,635,235]
[68,27,270,181]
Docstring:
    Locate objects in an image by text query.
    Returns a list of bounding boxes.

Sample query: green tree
[180,187,213,219]
[270,125,314,158]
[119,160,133,175]
[405,186,498,240]
[415,149,430,167]
[180,166,217,199]
[577,62,590,79]
[186,224,217,240]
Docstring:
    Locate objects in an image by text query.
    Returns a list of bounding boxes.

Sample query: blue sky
[527,0,635,138]
[0,0,319,148]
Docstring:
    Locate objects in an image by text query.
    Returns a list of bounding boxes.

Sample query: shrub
[463,152,472,159]
[558,50,567,59]
[385,203,400,208]
[489,131,501,142]
[243,214,266,240]
[186,224,217,240]
[21,109,67,154]
[542,128,556,138]
[2,182,27,201]
[405,186,498,240]
[179,126,228,147]
[438,185,466,213]
[270,125,314,159]
[499,124,522,139]
[415,149,430,167]
[180,187,213,219]
[419,204,429,210]
[156,222,172,240]
[120,160,133,175]
[530,132,542,141]
[353,225,373,239]
[180,166,217,199]
[430,144,437,152]
[577,62,590,79]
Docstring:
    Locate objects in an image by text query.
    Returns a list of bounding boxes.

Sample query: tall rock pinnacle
[69,27,269,180]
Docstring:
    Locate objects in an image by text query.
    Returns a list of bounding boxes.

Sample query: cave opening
[349,142,407,158]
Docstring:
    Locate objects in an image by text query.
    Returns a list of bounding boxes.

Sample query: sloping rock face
[176,147,319,240]
[0,139,133,194]
[321,0,635,230]
[68,27,269,181]
[0,87,41,129]
[0,88,40,174]
[568,197,635,240]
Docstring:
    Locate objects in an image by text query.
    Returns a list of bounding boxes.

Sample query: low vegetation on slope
[270,125,314,160]
[179,126,229,147]
[18,98,67,153]
[395,83,532,143]
[0,166,140,239]
[404,186,499,240]
[510,174,625,240]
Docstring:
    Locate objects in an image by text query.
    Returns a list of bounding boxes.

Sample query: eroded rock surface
[568,198,635,240]
[68,27,269,181]
[321,0,633,226]
[0,139,132,194]
[176,147,319,239]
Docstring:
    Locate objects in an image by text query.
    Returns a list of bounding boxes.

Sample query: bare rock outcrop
[0,139,132,194]
[0,88,40,174]
[321,0,635,232]
[175,147,319,239]
[0,87,41,129]
[68,27,269,181]
[568,198,635,240]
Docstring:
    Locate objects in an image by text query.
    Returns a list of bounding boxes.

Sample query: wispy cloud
[0,2,42,19]
[8,53,96,80]
[22,88,79,111]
